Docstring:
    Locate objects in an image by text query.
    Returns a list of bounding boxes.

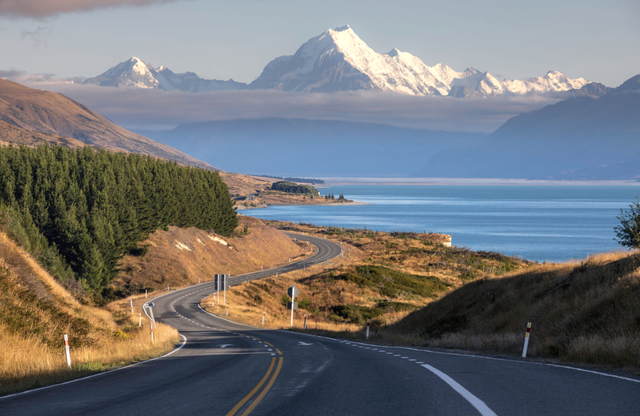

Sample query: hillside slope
[141,118,485,177]
[0,79,213,169]
[387,251,640,368]
[0,230,178,395]
[0,120,86,148]
[414,74,640,179]
[111,216,307,295]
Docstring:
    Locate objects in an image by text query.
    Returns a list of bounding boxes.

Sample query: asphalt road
[2,233,640,415]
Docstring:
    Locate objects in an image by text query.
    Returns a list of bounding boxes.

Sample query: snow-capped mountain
[84,57,247,92]
[250,25,590,97]
[85,27,591,98]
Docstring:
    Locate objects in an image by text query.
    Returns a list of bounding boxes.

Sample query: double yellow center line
[225,341,283,416]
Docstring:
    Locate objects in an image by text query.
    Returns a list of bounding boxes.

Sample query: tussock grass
[380,251,640,370]
[0,231,179,395]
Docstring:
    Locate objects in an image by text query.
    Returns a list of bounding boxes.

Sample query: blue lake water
[247,185,640,262]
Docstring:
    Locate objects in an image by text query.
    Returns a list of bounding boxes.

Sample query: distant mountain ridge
[84,57,246,92]
[413,74,640,179]
[0,79,215,169]
[85,26,591,98]
[137,118,486,177]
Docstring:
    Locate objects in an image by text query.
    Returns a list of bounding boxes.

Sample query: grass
[0,231,179,395]
[379,251,640,371]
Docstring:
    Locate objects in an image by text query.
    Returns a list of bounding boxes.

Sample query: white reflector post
[63,334,71,368]
[522,322,532,357]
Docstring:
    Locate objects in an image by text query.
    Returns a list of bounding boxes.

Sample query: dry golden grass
[0,231,179,395]
[379,250,640,371]
[112,216,308,296]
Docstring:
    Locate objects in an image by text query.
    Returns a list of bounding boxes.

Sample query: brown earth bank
[0,231,179,396]
[109,216,311,298]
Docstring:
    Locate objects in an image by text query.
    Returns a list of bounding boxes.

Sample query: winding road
[2,233,639,415]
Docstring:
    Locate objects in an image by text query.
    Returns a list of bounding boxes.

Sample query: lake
[246,185,640,262]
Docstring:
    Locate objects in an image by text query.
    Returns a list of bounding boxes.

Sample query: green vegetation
[615,197,640,247]
[337,265,450,299]
[0,145,237,296]
[271,181,320,196]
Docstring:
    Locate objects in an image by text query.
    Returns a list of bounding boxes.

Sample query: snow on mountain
[251,25,591,97]
[84,57,247,92]
[85,27,591,98]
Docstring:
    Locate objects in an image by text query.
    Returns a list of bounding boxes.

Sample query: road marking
[225,358,276,416]
[422,364,497,416]
[218,344,234,349]
[0,334,188,401]
[241,357,283,416]
[298,341,313,346]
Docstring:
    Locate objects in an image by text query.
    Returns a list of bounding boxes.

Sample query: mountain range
[413,75,640,179]
[84,25,591,98]
[136,119,485,177]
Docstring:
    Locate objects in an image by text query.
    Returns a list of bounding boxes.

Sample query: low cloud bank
[0,0,180,18]
[7,74,557,133]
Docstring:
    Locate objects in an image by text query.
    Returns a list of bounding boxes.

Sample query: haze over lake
[248,185,640,262]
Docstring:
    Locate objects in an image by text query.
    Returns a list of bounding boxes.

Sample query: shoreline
[320,177,640,186]
[237,201,368,210]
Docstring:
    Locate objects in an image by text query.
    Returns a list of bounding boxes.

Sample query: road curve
[2,233,640,415]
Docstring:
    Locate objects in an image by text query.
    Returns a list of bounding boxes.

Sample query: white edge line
[0,334,187,401]
[422,364,497,416]
[311,336,640,384]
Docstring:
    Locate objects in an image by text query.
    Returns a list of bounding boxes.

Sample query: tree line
[0,145,237,294]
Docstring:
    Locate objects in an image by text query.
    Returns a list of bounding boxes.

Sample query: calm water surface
[247,185,640,262]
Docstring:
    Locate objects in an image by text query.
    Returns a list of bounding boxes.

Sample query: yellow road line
[240,357,283,416]
[264,342,273,347]
[225,358,275,416]
[275,349,282,355]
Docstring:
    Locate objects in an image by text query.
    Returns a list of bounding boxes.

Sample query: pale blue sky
[1,0,638,87]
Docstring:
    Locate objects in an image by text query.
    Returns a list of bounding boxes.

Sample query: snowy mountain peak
[85,57,247,92]
[387,48,401,57]
[333,25,352,32]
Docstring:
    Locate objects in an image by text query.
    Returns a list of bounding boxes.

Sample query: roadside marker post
[303,314,307,330]
[366,320,370,340]
[139,313,142,327]
[150,323,154,343]
[287,285,301,327]
[262,311,265,326]
[226,304,229,316]
[522,322,532,357]
[145,302,157,328]
[130,297,134,314]
[63,334,71,368]
[145,289,148,298]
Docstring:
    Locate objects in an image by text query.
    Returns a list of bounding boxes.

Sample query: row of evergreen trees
[324,194,346,200]
[0,145,237,293]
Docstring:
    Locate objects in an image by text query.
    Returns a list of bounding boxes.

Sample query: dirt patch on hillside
[112,216,309,294]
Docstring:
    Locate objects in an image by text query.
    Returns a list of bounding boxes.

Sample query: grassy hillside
[0,230,179,395]
[385,251,640,370]
[111,216,308,297]
[200,222,529,332]
[0,79,212,169]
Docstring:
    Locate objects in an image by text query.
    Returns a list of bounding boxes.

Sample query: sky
[0,0,638,133]
[1,0,638,86]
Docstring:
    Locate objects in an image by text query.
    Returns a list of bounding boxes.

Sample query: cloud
[0,0,181,18]
[20,26,53,45]
[6,74,558,133]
